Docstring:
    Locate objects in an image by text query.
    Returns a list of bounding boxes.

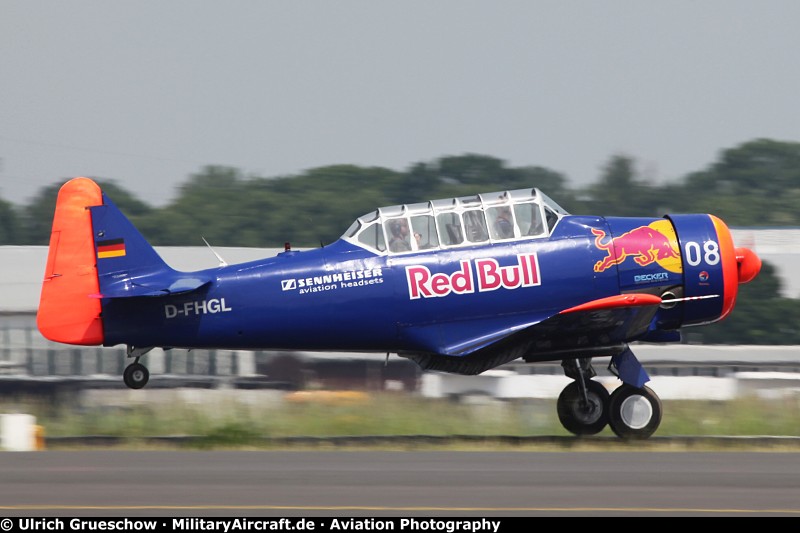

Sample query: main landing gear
[123,346,152,389]
[556,358,662,440]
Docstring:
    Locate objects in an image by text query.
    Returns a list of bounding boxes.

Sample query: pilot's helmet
[391,220,404,237]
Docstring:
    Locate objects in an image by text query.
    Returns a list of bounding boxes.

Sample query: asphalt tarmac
[0,450,798,517]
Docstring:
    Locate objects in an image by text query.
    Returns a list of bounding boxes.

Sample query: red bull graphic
[592,220,683,274]
[406,253,540,299]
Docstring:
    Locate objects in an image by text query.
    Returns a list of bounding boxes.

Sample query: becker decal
[406,253,540,300]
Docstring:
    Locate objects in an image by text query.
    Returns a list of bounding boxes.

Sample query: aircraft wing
[512,293,666,357]
[404,293,664,375]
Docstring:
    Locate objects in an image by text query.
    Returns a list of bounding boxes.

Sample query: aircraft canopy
[343,187,569,254]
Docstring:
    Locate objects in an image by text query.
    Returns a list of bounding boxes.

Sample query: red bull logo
[592,220,682,274]
[406,253,540,299]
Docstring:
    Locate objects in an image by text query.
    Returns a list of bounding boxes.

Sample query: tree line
[2,138,799,344]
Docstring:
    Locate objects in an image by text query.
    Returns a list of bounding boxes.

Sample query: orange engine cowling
[667,214,761,326]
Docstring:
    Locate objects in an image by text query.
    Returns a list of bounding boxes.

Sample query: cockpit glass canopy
[344,187,568,254]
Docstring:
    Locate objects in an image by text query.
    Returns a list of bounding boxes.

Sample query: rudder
[37,177,105,345]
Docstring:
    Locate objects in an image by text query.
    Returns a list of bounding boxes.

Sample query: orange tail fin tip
[36,177,105,345]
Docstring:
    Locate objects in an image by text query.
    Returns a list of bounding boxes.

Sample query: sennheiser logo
[281,268,384,295]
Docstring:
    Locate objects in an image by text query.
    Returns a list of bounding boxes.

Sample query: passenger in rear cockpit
[494,206,514,239]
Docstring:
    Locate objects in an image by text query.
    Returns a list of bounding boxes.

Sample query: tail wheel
[608,384,662,440]
[123,363,150,389]
[557,380,610,436]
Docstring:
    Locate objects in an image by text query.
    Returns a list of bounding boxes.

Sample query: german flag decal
[97,238,126,259]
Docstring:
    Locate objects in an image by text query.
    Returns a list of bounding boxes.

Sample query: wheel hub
[619,394,653,429]
[574,396,603,425]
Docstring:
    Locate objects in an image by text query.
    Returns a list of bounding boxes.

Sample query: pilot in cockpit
[388,220,411,252]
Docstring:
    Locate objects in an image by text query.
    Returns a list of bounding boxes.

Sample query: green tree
[436,153,510,186]
[666,139,800,226]
[142,166,246,246]
[19,183,61,244]
[0,197,21,244]
[256,164,402,247]
[398,155,574,214]
[579,154,660,217]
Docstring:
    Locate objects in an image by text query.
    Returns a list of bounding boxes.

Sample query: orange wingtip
[36,177,105,345]
[560,293,662,314]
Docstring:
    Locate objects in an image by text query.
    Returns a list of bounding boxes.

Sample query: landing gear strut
[557,358,609,435]
[123,346,152,389]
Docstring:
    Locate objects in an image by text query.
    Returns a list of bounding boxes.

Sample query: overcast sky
[2,1,800,207]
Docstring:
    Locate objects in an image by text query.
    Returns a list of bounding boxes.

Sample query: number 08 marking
[684,240,720,267]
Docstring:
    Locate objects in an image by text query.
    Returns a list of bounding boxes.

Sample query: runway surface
[0,450,799,517]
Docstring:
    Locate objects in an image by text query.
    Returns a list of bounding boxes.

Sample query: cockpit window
[357,221,386,252]
[344,220,360,239]
[411,215,438,250]
[514,203,545,237]
[545,207,559,233]
[345,187,568,253]
[347,210,380,239]
[463,209,489,243]
[437,212,463,246]
[487,205,515,240]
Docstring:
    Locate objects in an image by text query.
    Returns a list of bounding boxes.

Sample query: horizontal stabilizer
[91,277,212,298]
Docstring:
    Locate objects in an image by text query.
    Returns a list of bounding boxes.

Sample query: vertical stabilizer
[90,192,173,284]
[37,177,105,345]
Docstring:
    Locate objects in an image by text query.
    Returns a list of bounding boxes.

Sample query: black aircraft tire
[123,363,150,390]
[608,384,662,440]
[556,380,610,436]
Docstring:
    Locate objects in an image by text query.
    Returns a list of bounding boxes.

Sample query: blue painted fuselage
[100,214,690,359]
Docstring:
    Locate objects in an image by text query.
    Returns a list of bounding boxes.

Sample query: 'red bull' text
[405,253,540,299]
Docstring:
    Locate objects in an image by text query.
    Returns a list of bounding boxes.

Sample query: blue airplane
[37,177,761,440]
